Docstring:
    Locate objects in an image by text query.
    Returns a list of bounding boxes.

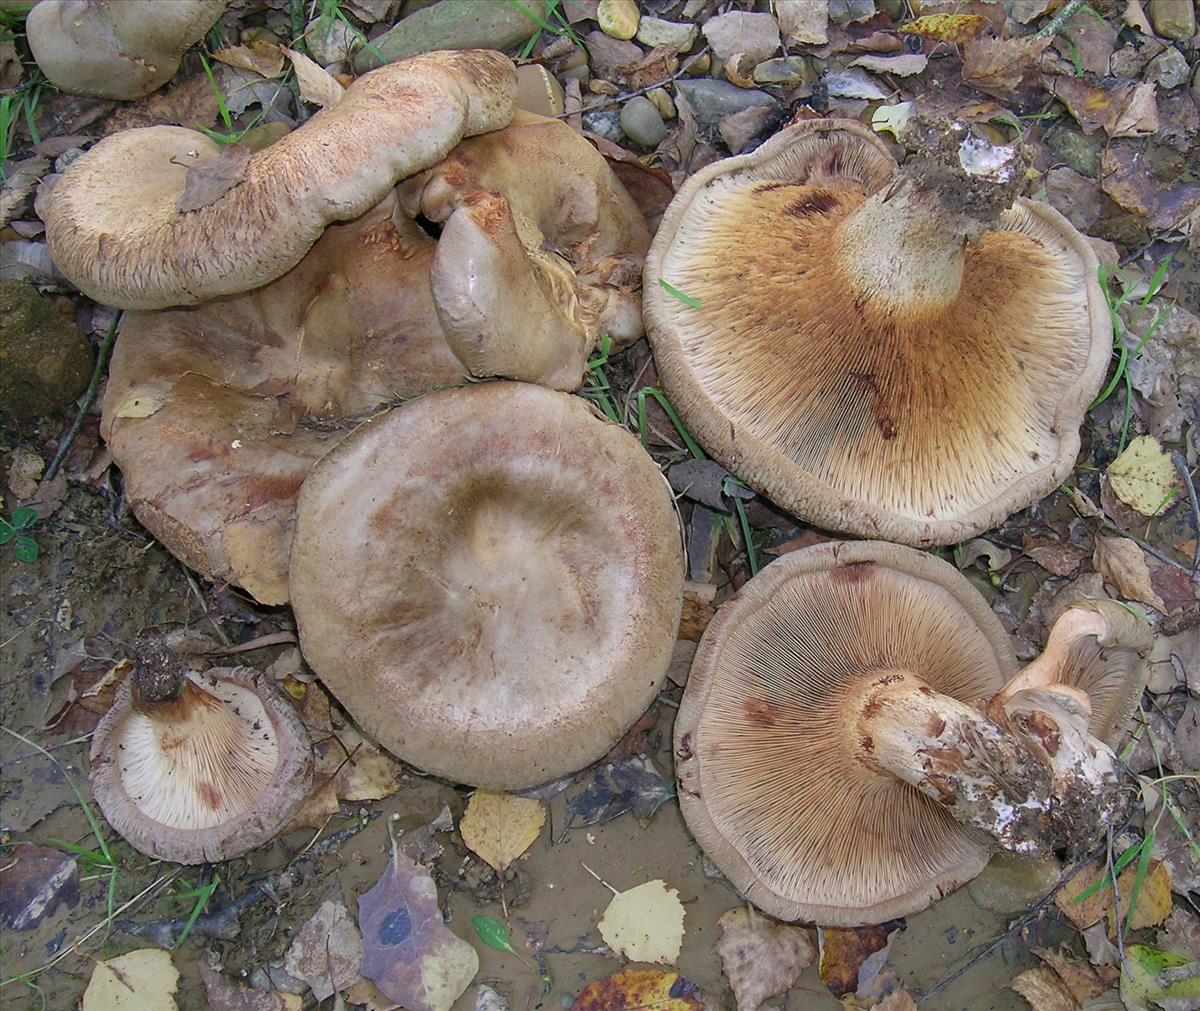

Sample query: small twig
[1170,451,1200,572]
[580,861,620,896]
[207,631,298,655]
[0,733,92,770]
[181,564,231,646]
[556,47,710,121]
[1106,825,1127,970]
[1032,0,1087,39]
[44,311,122,483]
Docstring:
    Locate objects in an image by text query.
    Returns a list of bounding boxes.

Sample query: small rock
[0,844,79,930]
[829,0,877,23]
[582,108,625,143]
[823,67,887,99]
[753,56,813,85]
[967,851,1062,914]
[558,47,588,84]
[620,96,668,147]
[1045,122,1103,177]
[684,51,711,76]
[636,16,698,53]
[598,0,639,41]
[305,16,359,65]
[719,105,775,153]
[647,87,676,120]
[585,30,643,81]
[675,78,777,129]
[0,280,93,420]
[354,0,545,71]
[702,11,781,65]
[516,63,565,117]
[1147,0,1195,39]
[1146,46,1190,89]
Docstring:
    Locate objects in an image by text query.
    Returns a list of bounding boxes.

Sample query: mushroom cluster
[674,540,1152,926]
[644,117,1111,546]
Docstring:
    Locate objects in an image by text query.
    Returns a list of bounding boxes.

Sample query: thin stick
[1106,824,1127,970]
[44,311,122,483]
[181,564,231,646]
[580,861,619,896]
[1032,0,1087,39]
[1171,451,1200,571]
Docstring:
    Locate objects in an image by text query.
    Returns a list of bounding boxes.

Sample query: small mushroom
[644,118,1111,546]
[288,381,684,789]
[27,0,227,100]
[89,652,313,864]
[674,541,1151,925]
[40,49,518,309]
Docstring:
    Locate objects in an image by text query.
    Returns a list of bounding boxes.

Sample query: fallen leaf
[82,949,179,1011]
[1093,537,1167,612]
[199,962,302,1011]
[598,879,686,965]
[777,0,828,45]
[1158,908,1200,962]
[957,537,1013,572]
[824,67,889,99]
[1033,948,1114,1002]
[1120,945,1200,1009]
[1106,436,1181,516]
[176,144,253,213]
[332,724,406,802]
[358,840,478,1011]
[870,992,918,1011]
[1107,860,1172,935]
[570,969,706,1011]
[102,72,219,134]
[285,47,345,108]
[1123,0,1153,33]
[1055,861,1111,929]
[714,907,815,1011]
[818,922,904,998]
[1061,11,1117,76]
[460,791,546,873]
[848,53,929,76]
[1,155,50,227]
[1011,965,1076,1011]
[214,41,286,80]
[564,755,675,830]
[284,885,364,1000]
[899,14,987,43]
[1046,76,1115,135]
[1109,81,1158,138]
[0,843,78,930]
[962,36,1049,96]
[1022,536,1086,578]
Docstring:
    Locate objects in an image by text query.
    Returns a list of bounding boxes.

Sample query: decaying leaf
[0,843,78,931]
[358,839,479,1011]
[176,144,253,213]
[570,969,706,1011]
[199,962,302,1011]
[82,949,179,1011]
[1055,860,1111,929]
[818,921,904,999]
[564,754,675,830]
[460,791,546,873]
[1032,947,1114,1003]
[1093,537,1167,613]
[777,0,828,46]
[284,884,364,1001]
[870,991,918,1011]
[1011,965,1076,1011]
[847,54,929,77]
[1108,81,1158,139]
[1106,859,1172,935]
[714,907,816,1011]
[962,36,1049,96]
[1106,436,1180,516]
[1120,944,1200,1009]
[111,383,171,419]
[598,879,686,965]
[214,41,286,80]
[285,47,346,108]
[899,14,988,43]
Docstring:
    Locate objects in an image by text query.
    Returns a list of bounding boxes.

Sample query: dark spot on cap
[785,190,840,218]
[742,698,783,728]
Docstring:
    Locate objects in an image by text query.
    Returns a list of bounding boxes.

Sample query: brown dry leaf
[962,36,1050,96]
[714,908,815,1011]
[103,73,221,134]
[1106,859,1172,935]
[1011,965,1076,1011]
[777,0,828,46]
[1034,948,1114,1002]
[199,962,302,1011]
[1062,11,1117,76]
[870,991,918,1011]
[285,47,345,108]
[1108,81,1158,138]
[1093,537,1167,612]
[1011,0,1057,23]
[1045,76,1118,135]
[1123,0,1153,33]
[1055,861,1111,929]
[679,584,716,640]
[284,885,364,1001]
[1,156,50,227]
[847,54,929,76]
[176,144,253,213]
[818,921,902,998]
[214,41,286,79]
[899,14,988,43]
[1157,908,1200,962]
[1022,536,1086,578]
[459,791,545,872]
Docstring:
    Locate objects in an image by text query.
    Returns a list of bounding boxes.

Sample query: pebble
[305,16,358,64]
[1146,46,1190,90]
[582,108,625,143]
[1045,122,1103,177]
[620,95,668,147]
[1147,0,1195,39]
[353,0,544,71]
[753,56,813,85]
[676,78,777,128]
[597,0,639,41]
[647,87,676,120]
[636,16,698,53]
[966,852,1062,914]
[702,11,781,65]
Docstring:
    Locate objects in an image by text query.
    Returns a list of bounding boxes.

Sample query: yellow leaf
[571,969,705,1011]
[1108,860,1172,935]
[597,879,686,965]
[82,949,179,1011]
[900,14,988,43]
[111,383,170,419]
[1010,965,1077,1011]
[1107,436,1180,516]
[284,48,345,108]
[459,790,545,872]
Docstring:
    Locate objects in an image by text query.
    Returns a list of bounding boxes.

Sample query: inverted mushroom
[674,541,1151,926]
[644,117,1111,546]
[90,653,313,864]
[289,381,684,789]
[27,0,227,100]
[40,49,518,309]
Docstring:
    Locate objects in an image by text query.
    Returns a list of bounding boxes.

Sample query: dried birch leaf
[176,144,252,213]
[1106,436,1180,516]
[214,42,286,80]
[714,908,815,1011]
[570,969,706,1011]
[899,14,988,43]
[1093,537,1167,612]
[285,47,345,108]
[962,36,1050,96]
[82,949,179,1011]
[284,885,364,1000]
[459,791,546,872]
[1011,965,1077,1011]
[597,880,686,965]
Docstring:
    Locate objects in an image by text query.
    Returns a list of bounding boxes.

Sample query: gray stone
[702,11,781,64]
[1147,46,1190,89]
[1045,122,1103,177]
[636,16,697,53]
[719,105,774,153]
[619,95,668,147]
[753,56,813,85]
[967,851,1062,914]
[0,280,93,421]
[305,16,359,65]
[1147,0,1195,39]
[675,78,777,129]
[354,0,544,71]
[582,108,625,143]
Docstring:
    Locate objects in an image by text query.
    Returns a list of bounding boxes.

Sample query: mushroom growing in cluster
[38,51,650,604]
[644,117,1111,546]
[674,541,1151,926]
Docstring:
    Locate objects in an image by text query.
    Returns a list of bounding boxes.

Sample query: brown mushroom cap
[41,49,517,309]
[674,540,1014,925]
[27,0,226,100]
[289,382,684,789]
[89,666,313,864]
[644,118,1111,547]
